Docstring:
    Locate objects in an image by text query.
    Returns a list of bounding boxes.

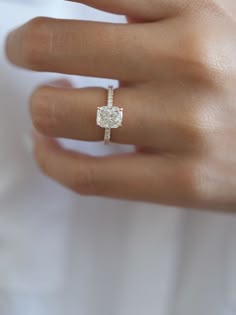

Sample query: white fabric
[0,1,235,314]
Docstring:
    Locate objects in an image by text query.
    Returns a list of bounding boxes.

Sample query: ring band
[96,86,123,144]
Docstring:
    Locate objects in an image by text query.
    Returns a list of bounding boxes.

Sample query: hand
[5,0,236,211]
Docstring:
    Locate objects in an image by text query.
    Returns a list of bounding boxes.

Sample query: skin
[5,0,236,211]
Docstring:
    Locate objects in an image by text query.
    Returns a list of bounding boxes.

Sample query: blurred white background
[0,1,235,315]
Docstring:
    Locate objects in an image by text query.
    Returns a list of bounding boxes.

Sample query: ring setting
[96,86,123,144]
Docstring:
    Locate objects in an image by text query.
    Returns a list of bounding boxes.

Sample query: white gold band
[107,85,114,109]
[104,86,114,143]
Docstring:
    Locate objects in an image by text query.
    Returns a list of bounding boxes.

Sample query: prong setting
[96,86,123,143]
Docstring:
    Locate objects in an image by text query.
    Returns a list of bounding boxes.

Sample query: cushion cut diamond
[97,106,123,129]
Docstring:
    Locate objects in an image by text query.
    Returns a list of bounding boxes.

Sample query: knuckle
[184,120,209,150]
[30,87,57,135]
[177,160,207,204]
[175,102,218,153]
[72,161,99,196]
[186,160,213,204]
[180,27,225,86]
[186,160,236,210]
[172,116,207,152]
[21,17,52,69]
[185,43,213,81]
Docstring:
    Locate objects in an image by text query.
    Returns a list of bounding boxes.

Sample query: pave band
[96,86,123,144]
[107,85,114,109]
[105,86,114,143]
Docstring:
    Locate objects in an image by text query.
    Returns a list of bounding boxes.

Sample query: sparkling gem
[97,106,123,129]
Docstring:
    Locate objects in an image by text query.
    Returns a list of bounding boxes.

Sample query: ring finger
[30,82,203,153]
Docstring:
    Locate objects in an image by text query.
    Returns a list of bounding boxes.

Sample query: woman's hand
[5,0,236,211]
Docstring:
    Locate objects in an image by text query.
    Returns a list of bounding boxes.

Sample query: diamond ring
[96,86,123,144]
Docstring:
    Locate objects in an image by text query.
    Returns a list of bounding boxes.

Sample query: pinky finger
[33,133,205,209]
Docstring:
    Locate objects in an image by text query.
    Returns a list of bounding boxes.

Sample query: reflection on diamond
[97,106,123,128]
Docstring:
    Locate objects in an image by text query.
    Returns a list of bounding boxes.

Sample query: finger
[33,134,200,208]
[30,83,205,154]
[30,84,169,149]
[30,85,144,145]
[67,0,187,21]
[6,17,155,82]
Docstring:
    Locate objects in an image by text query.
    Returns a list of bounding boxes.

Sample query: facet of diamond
[96,106,123,129]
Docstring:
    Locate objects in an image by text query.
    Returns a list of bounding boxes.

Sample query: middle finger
[6,17,155,82]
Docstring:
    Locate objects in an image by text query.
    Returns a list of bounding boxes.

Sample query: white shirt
[0,1,235,314]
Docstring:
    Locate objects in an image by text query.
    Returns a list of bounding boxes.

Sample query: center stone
[97,106,123,129]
